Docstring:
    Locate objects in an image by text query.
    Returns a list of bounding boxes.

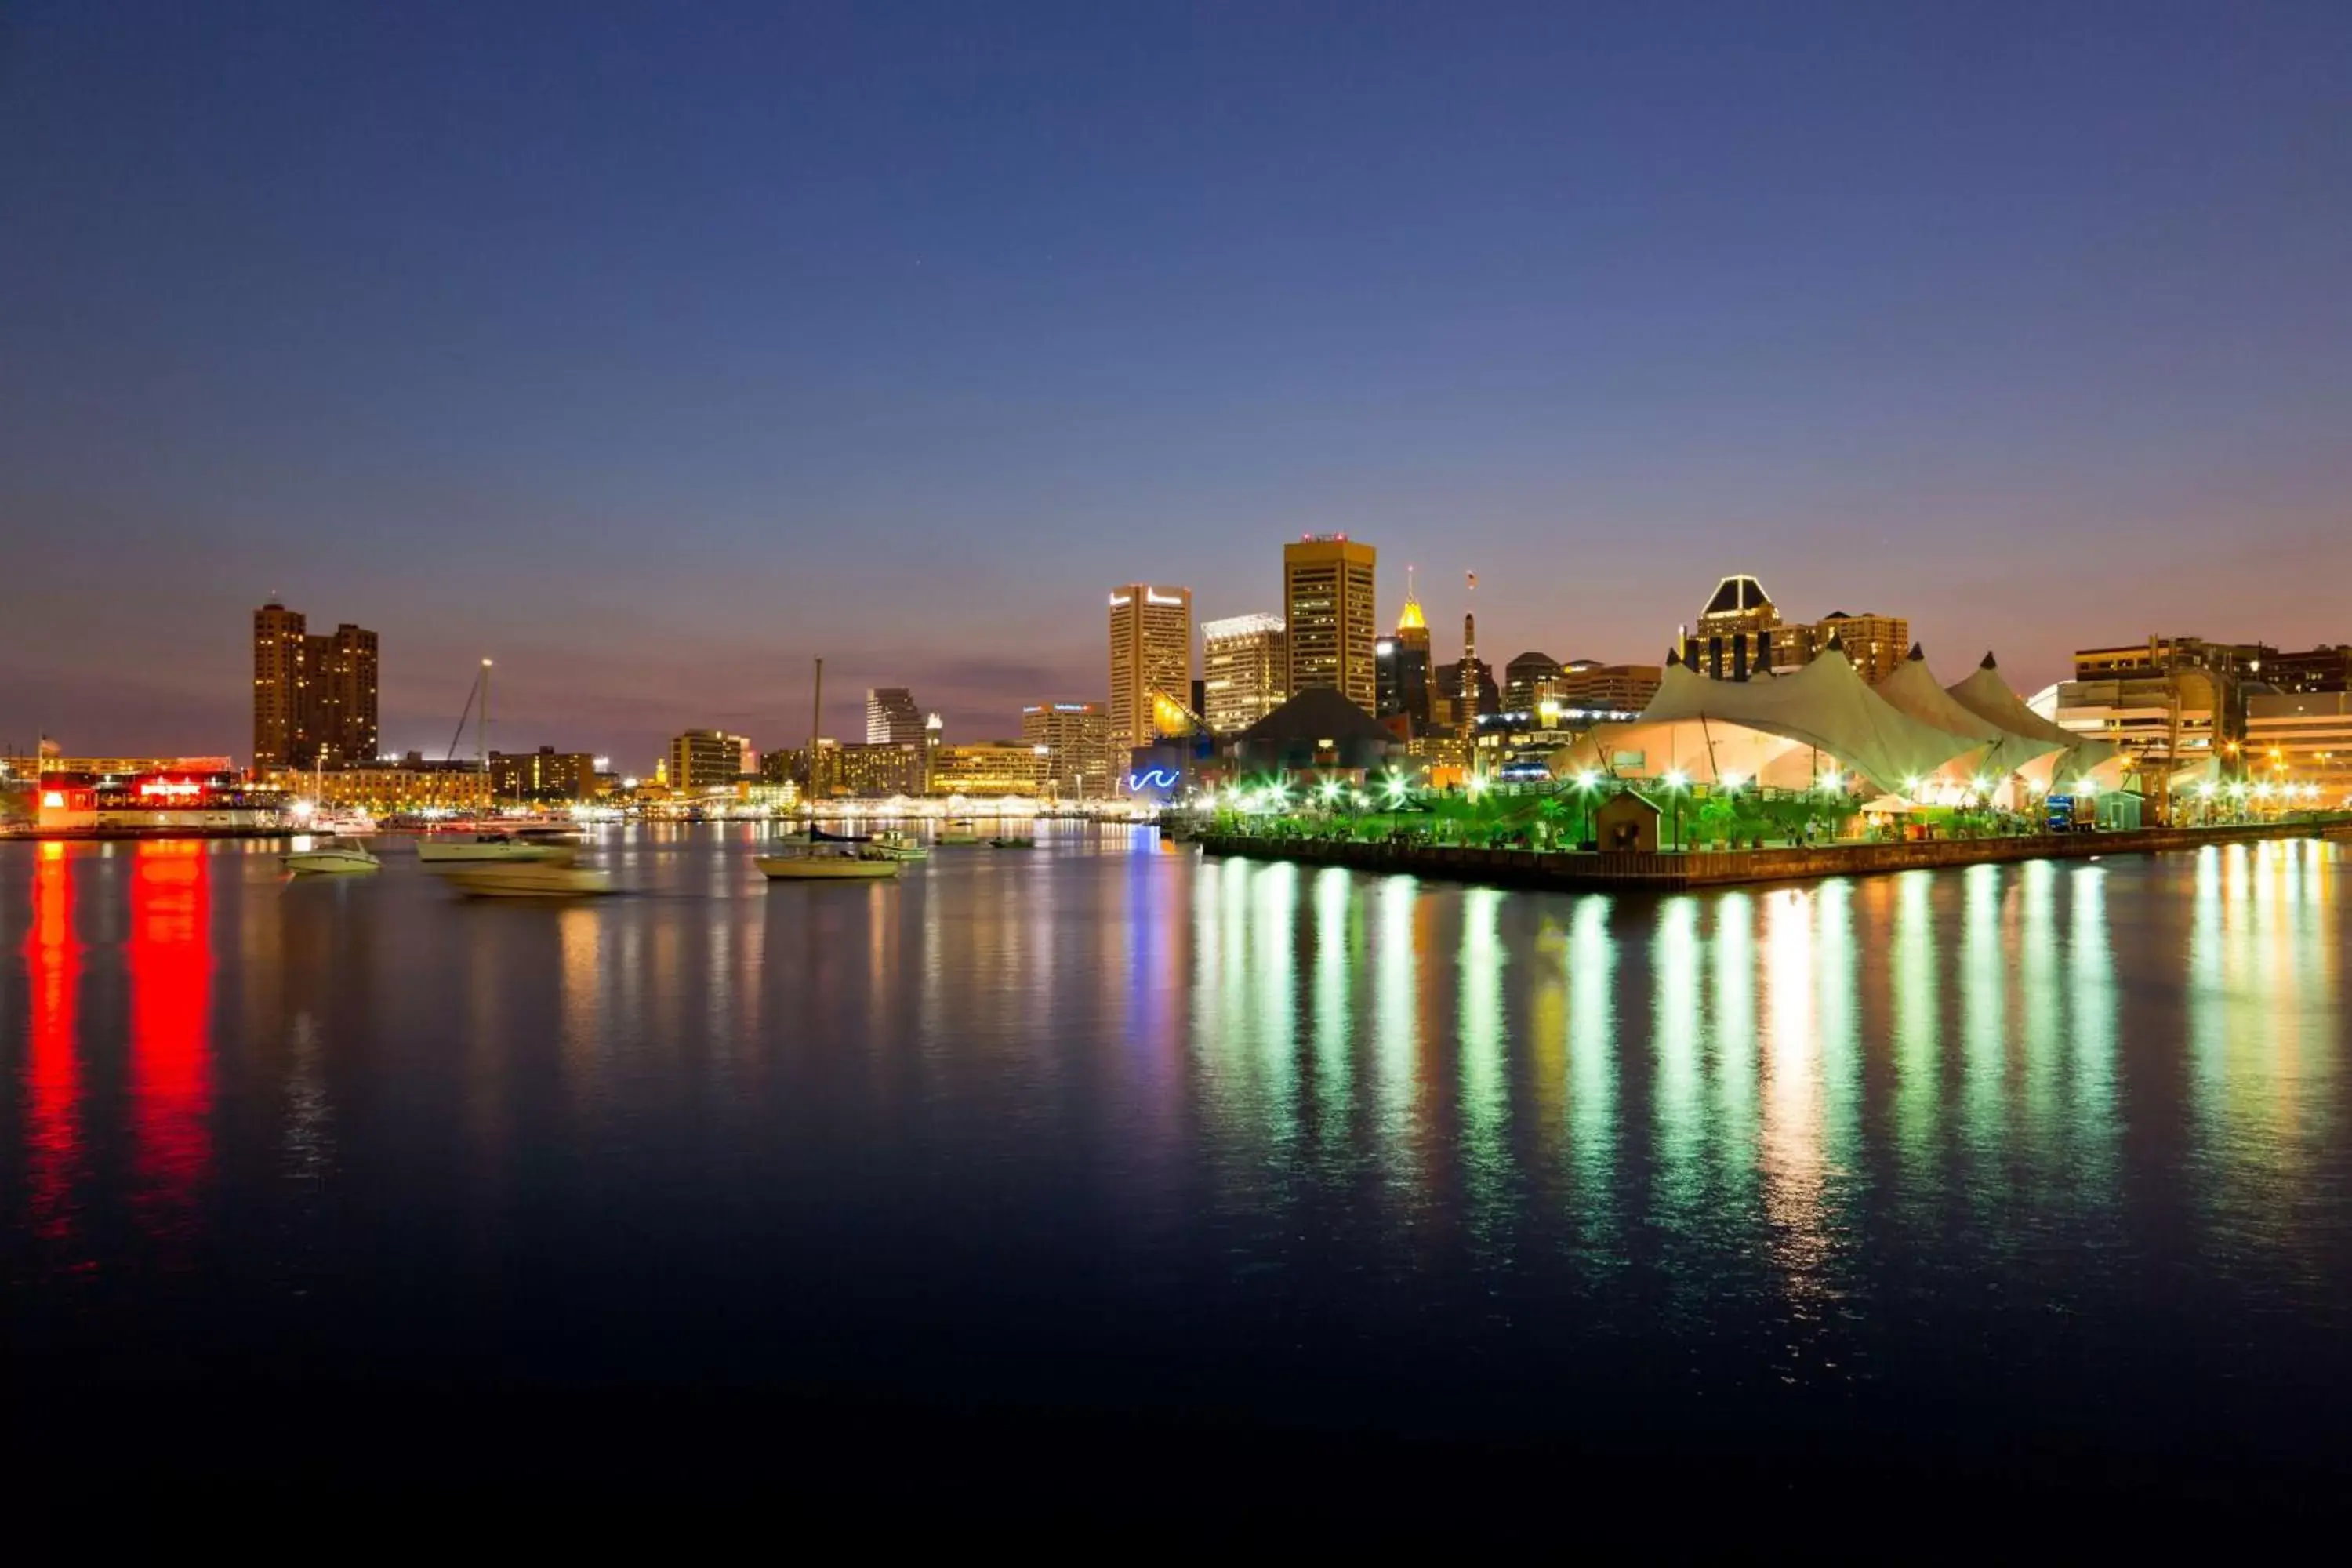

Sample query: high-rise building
[1502,652,1564,714]
[253,602,379,768]
[1376,581,1433,729]
[1022,702,1113,798]
[253,602,308,768]
[667,729,743,794]
[1749,610,1912,684]
[1109,584,1193,752]
[1283,535,1377,713]
[1200,613,1289,735]
[1681,575,1780,681]
[866,687,925,746]
[313,623,379,764]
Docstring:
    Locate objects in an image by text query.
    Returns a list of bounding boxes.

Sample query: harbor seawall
[1196,819,2339,893]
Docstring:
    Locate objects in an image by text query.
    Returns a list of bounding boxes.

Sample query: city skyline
[5,5,2350,764]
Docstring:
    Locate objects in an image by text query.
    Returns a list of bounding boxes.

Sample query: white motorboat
[870,833,928,861]
[283,841,381,875]
[417,833,574,866]
[439,861,614,898]
[756,846,903,881]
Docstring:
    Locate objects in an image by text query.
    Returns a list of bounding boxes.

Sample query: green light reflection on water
[1652,896,1704,1225]
[1566,895,1617,1248]
[1459,886,1509,1237]
[1311,866,1353,1156]
[1891,871,1940,1195]
[1374,876,1419,1200]
[1708,891,1759,1216]
[1251,859,1299,1158]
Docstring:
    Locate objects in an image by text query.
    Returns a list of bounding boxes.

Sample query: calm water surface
[5,826,2350,1486]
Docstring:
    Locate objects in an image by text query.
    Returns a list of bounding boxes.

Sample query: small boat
[935,818,984,846]
[283,841,381,875]
[757,846,903,881]
[418,832,574,866]
[989,836,1036,850]
[440,862,615,898]
[870,833,929,861]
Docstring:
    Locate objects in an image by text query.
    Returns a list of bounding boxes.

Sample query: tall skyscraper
[1283,535,1377,713]
[1109,584,1193,752]
[1200,613,1288,735]
[1682,575,1780,681]
[1375,577,1433,729]
[253,601,308,768]
[866,686,924,746]
[314,623,379,764]
[253,601,379,768]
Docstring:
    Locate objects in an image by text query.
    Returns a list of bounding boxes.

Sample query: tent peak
[1907,641,1926,662]
[1979,650,1998,670]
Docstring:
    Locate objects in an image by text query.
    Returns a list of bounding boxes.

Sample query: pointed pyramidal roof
[1944,655,2120,771]
[1700,574,1774,618]
[1875,650,2066,781]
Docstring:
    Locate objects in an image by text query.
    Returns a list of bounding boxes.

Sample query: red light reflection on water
[23,843,82,1240]
[129,841,212,1240]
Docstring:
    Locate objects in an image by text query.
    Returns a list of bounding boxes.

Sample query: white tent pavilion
[1944,652,2126,790]
[1873,644,2067,804]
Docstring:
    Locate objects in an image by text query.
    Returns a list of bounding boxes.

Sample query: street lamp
[1664,768,1689,849]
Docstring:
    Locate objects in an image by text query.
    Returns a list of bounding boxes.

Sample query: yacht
[756,844,902,881]
[439,861,614,898]
[418,831,573,866]
[283,840,382,875]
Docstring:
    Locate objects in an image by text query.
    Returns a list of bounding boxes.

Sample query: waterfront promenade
[1197,818,2349,893]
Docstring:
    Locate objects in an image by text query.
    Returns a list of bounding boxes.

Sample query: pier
[1196,818,2347,893]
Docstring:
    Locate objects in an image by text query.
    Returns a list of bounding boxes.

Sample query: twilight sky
[3,0,2348,768]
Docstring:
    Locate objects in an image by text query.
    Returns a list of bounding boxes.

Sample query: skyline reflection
[1,830,2347,1423]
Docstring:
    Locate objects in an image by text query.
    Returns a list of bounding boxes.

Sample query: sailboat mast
[480,657,493,809]
[809,657,824,804]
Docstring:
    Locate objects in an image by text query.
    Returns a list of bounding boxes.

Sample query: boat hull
[283,849,380,875]
[441,864,614,898]
[756,855,902,880]
[418,839,573,865]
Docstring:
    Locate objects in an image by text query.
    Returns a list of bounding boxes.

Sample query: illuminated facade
[1109,584,1193,752]
[1021,702,1112,798]
[667,729,746,795]
[1681,575,1780,681]
[1200,613,1288,735]
[266,762,487,815]
[2,753,234,782]
[1283,535,1377,713]
[1773,611,1911,684]
[490,747,597,801]
[252,602,379,768]
[1557,663,1663,713]
[927,742,1046,797]
[866,687,925,746]
[820,741,928,798]
[1376,587,1433,729]
[2245,692,2352,804]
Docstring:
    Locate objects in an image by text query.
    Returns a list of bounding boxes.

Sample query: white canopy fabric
[1944,654,2125,785]
[1546,717,1811,789]
[1631,649,1981,791]
[1875,649,2067,784]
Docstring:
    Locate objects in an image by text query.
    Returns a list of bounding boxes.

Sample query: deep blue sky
[5,1,2348,767]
